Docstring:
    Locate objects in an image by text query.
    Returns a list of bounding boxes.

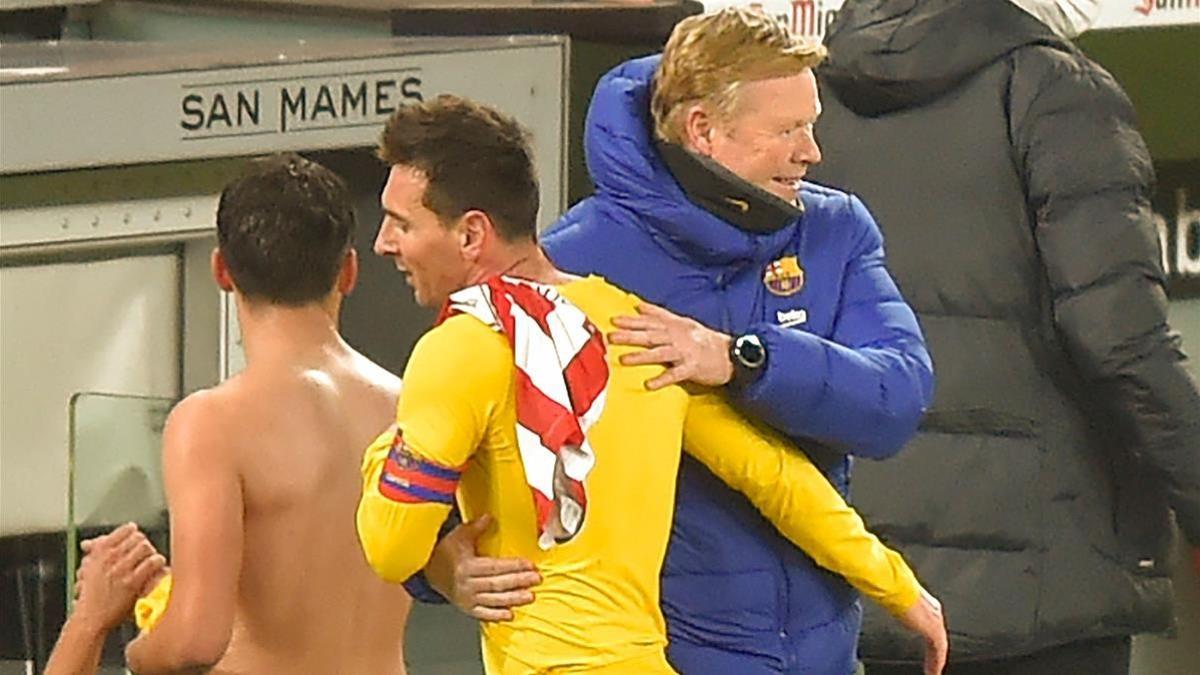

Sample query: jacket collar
[656,140,803,235]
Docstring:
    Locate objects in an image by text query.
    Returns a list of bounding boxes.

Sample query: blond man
[532,8,933,675]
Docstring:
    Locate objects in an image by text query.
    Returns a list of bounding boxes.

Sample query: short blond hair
[652,8,827,144]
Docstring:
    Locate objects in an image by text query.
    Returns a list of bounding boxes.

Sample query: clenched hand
[74,523,167,632]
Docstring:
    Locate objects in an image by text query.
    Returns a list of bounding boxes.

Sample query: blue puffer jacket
[541,56,934,675]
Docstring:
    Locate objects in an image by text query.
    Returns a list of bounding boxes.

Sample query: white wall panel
[0,254,180,535]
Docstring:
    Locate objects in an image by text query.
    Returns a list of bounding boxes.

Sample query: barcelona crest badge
[763,256,805,297]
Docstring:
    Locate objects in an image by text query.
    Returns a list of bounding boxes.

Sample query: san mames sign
[179,69,423,139]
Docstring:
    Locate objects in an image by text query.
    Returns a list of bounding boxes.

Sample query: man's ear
[458,210,493,263]
[336,248,359,296]
[683,103,717,156]
[211,248,236,293]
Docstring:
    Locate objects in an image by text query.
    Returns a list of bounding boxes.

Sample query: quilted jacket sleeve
[736,196,934,459]
[1011,45,1200,544]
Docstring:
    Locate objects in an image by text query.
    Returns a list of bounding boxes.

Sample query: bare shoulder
[346,348,402,400]
[162,380,250,467]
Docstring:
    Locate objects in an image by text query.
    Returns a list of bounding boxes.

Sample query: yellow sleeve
[682,390,922,618]
[356,316,511,583]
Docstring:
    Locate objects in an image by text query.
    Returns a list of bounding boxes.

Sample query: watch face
[735,335,766,369]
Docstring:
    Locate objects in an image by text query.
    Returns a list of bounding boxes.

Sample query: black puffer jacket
[811,0,1200,663]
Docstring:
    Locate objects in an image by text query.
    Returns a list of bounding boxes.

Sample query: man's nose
[795,130,822,166]
[373,224,391,257]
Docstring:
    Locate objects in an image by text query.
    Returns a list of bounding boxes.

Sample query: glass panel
[66,393,175,610]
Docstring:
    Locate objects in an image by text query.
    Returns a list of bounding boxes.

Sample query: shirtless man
[123,154,410,674]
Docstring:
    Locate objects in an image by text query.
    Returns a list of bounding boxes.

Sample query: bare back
[214,345,410,674]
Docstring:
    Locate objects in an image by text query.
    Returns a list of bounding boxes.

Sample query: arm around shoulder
[682,389,923,617]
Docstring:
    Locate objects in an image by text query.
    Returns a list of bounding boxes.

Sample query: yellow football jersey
[357,275,919,674]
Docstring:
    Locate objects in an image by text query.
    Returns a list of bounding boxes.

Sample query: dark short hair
[216,153,355,305]
[378,95,539,241]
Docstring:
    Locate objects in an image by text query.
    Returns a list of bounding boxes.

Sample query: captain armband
[378,431,464,505]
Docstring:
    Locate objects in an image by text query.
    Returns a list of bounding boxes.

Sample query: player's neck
[468,242,574,287]
[234,294,346,365]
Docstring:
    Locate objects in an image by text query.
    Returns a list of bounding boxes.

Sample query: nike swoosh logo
[723,196,750,213]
